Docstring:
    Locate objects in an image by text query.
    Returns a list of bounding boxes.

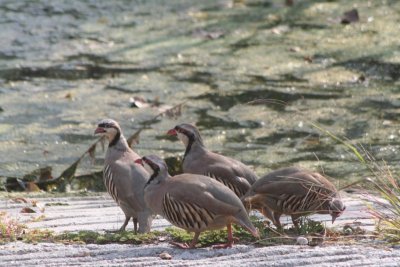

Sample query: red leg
[212,224,234,249]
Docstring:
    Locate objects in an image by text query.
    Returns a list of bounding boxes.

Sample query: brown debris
[341,9,359,24]
[20,207,36,213]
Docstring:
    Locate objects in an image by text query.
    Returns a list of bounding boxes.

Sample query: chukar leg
[119,215,130,231]
[212,224,234,249]
[291,214,301,230]
[132,218,138,234]
[272,212,283,229]
[190,232,200,248]
[260,206,275,224]
[137,211,153,233]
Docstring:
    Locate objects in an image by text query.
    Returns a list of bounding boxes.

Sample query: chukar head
[329,198,346,223]
[167,123,204,148]
[135,155,169,184]
[94,119,121,143]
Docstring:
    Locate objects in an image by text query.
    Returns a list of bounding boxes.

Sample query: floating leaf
[304,56,313,63]
[129,96,150,108]
[341,9,359,24]
[11,197,29,203]
[4,177,25,191]
[26,182,41,192]
[127,129,142,148]
[58,159,80,183]
[285,0,294,6]
[164,103,183,119]
[23,166,53,182]
[20,207,36,213]
[73,171,105,192]
[65,92,73,100]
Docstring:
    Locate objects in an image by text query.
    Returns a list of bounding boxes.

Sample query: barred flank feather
[278,186,331,214]
[205,172,246,197]
[162,193,216,230]
[104,165,119,203]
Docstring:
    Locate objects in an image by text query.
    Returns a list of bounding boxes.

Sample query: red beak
[94,127,106,135]
[134,158,143,166]
[167,129,177,136]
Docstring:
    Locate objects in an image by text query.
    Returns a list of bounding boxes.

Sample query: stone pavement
[1,193,399,267]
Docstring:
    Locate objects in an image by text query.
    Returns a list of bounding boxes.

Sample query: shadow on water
[0,63,162,81]
[255,129,319,145]
[193,84,348,111]
[335,55,400,81]
[344,121,369,139]
[195,109,262,129]
[2,0,400,190]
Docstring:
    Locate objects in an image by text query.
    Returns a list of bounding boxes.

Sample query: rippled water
[1,0,400,189]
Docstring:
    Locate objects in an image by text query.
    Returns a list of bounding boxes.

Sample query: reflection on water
[1,0,400,189]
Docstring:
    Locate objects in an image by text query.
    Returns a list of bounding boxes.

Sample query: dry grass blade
[312,123,400,244]
[164,103,183,119]
[127,129,142,148]
[87,142,97,163]
[311,122,365,164]
[245,98,288,108]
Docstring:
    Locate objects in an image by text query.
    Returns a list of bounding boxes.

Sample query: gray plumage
[137,155,259,249]
[242,167,345,228]
[167,123,258,198]
[95,119,153,233]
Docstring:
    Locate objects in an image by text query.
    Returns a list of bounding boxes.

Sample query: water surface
[1,0,400,189]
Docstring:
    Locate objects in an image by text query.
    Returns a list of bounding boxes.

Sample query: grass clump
[366,165,400,245]
[56,230,164,245]
[313,123,400,245]
[0,211,27,243]
[165,216,331,247]
[0,211,54,244]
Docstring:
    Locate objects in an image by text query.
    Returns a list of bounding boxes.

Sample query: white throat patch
[143,162,155,176]
[177,132,190,147]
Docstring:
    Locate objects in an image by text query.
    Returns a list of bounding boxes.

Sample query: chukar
[94,119,153,233]
[242,167,345,229]
[167,123,258,198]
[135,155,259,249]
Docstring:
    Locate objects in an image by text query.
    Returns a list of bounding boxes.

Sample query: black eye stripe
[144,159,160,172]
[98,123,109,128]
[98,123,116,129]
[176,127,191,136]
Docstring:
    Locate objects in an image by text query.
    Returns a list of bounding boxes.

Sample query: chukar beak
[167,123,258,198]
[137,154,259,249]
[242,167,345,229]
[95,119,153,233]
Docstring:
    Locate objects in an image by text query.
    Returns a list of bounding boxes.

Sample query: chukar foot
[212,224,235,249]
[169,241,195,249]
